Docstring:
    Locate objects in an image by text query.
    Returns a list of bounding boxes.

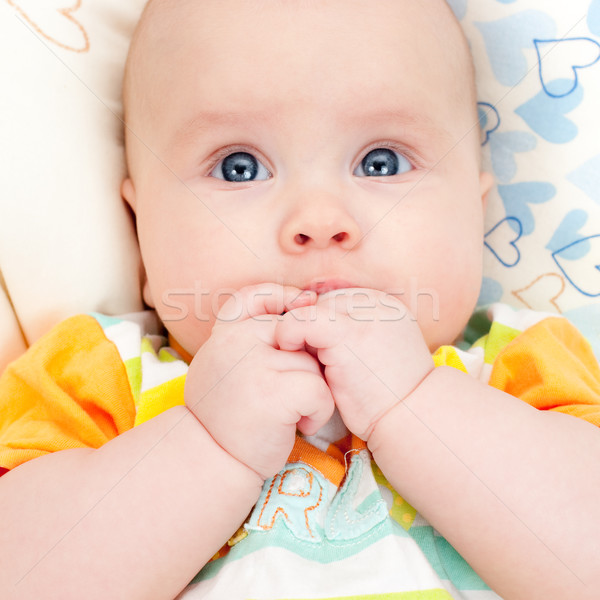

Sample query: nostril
[294,233,310,245]
[292,231,350,246]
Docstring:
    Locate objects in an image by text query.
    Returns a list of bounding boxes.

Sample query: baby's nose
[279,194,362,252]
[294,231,350,246]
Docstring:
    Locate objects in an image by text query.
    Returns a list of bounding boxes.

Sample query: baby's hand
[274,289,434,441]
[185,284,335,480]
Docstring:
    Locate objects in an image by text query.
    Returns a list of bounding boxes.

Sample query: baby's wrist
[366,366,439,452]
[182,405,267,486]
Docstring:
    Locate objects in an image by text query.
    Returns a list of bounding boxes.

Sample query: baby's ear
[121,177,137,212]
[479,172,495,212]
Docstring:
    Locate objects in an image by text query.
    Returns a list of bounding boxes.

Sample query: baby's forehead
[124,0,476,144]
[132,0,468,66]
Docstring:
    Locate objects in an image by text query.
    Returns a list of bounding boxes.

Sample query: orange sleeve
[0,315,136,471]
[488,317,600,427]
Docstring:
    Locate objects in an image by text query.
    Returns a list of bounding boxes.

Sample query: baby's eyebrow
[171,109,272,148]
[171,106,455,150]
[343,108,454,144]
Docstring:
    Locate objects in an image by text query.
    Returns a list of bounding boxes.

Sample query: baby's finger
[281,370,335,435]
[267,345,324,376]
[217,283,316,324]
[274,304,345,352]
[316,287,410,320]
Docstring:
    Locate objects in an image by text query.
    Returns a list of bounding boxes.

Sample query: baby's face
[123,0,493,355]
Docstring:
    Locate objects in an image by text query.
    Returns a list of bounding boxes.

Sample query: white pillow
[0,0,146,370]
[452,0,600,353]
[2,0,599,371]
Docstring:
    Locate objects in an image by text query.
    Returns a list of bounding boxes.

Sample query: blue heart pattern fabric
[450,0,600,353]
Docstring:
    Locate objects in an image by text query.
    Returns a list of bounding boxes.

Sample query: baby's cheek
[162,302,217,358]
[420,289,477,350]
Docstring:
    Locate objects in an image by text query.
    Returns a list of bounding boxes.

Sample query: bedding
[1,0,599,371]
[454,0,600,355]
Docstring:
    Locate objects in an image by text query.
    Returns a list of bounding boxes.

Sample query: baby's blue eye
[211,151,271,182]
[355,148,412,177]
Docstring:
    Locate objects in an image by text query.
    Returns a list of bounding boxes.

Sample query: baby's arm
[370,367,600,600]
[0,405,262,600]
[0,284,331,600]
[276,290,600,600]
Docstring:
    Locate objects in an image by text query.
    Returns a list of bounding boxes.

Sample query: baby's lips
[303,278,355,295]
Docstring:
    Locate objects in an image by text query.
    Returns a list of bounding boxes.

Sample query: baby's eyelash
[202,141,422,180]
[357,141,420,170]
[204,145,271,177]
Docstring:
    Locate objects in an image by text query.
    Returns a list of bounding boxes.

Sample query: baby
[1,0,600,599]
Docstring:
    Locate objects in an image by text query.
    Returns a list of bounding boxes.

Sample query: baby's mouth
[303,278,355,295]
